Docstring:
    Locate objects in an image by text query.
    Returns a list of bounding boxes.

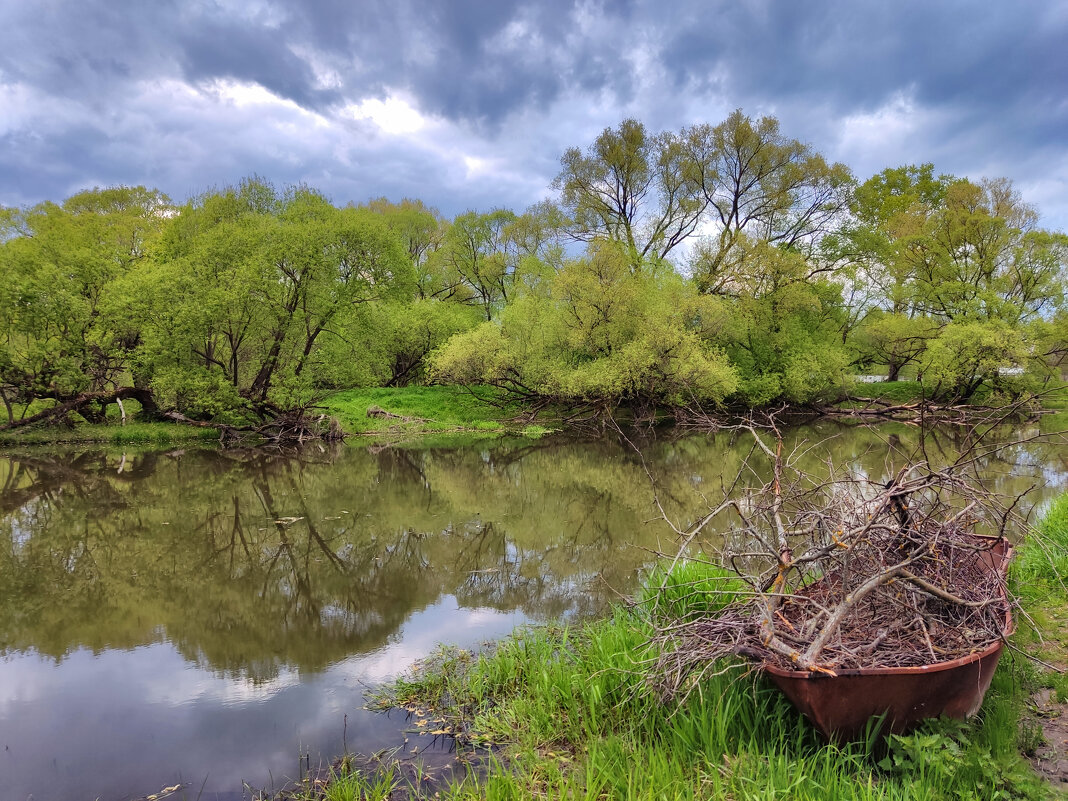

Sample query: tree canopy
[1,111,1064,431]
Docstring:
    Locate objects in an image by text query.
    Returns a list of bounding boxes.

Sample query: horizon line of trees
[1,110,1066,428]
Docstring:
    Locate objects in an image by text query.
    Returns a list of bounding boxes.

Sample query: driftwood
[815,396,1040,426]
[641,416,1024,700]
[164,410,345,446]
[365,405,429,423]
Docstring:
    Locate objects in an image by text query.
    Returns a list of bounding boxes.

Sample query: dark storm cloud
[174,19,342,110]
[1,0,1066,228]
[659,1,1066,130]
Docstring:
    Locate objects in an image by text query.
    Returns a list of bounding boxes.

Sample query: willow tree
[132,179,415,418]
[431,240,738,410]
[552,112,854,288]
[836,165,1068,392]
[684,111,854,293]
[0,187,170,426]
[553,119,705,269]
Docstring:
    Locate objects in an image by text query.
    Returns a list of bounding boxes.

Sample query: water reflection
[0,423,1065,799]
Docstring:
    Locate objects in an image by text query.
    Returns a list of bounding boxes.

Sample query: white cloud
[344,95,428,135]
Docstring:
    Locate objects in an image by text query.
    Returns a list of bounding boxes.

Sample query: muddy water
[1,424,1065,800]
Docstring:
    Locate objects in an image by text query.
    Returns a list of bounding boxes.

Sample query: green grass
[350,553,1054,800]
[1038,383,1068,434]
[321,386,554,440]
[0,420,220,446]
[849,380,928,403]
[279,762,398,800]
[1013,492,1068,673]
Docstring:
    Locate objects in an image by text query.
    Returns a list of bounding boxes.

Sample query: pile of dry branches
[645,419,1021,698]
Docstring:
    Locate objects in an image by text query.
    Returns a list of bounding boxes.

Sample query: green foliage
[131,178,416,416]
[837,165,1067,397]
[1016,493,1068,586]
[919,320,1031,401]
[1,117,1063,425]
[432,242,739,407]
[362,196,446,297]
[720,277,853,405]
[317,300,483,389]
[372,557,1046,800]
[855,312,938,380]
[554,118,704,267]
[686,111,855,292]
[0,186,170,419]
[640,559,748,620]
[878,717,1043,801]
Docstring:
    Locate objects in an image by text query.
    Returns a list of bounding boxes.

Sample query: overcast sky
[2,0,1066,230]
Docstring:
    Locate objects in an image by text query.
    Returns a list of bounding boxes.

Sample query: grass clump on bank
[321,386,551,439]
[353,557,1051,800]
[0,420,220,446]
[1013,492,1068,688]
[848,380,927,404]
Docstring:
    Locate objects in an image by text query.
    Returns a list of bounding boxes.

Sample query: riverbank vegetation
[2,111,1065,443]
[287,492,1067,800]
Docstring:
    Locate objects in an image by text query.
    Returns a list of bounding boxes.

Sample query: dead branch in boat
[641,414,1024,700]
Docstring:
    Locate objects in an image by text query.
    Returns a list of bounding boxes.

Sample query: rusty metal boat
[764,537,1014,741]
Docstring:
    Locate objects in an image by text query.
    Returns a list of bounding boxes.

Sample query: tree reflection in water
[1,424,1065,681]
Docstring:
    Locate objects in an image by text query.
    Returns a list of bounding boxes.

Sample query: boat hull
[764,538,1013,741]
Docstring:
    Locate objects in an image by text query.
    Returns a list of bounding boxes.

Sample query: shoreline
[1,381,1063,449]
[263,494,1068,801]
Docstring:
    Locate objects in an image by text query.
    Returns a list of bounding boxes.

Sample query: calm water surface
[1,424,1065,800]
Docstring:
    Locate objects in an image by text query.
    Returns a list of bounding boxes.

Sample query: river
[1,422,1065,800]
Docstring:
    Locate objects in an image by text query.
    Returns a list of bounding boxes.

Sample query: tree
[433,205,563,321]
[363,197,448,299]
[553,119,705,268]
[316,299,482,388]
[854,312,938,382]
[919,320,1030,401]
[685,111,854,293]
[904,178,1066,324]
[0,186,170,424]
[432,241,739,409]
[715,278,853,405]
[134,179,415,417]
[835,165,1067,383]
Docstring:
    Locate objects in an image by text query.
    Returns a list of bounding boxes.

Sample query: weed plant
[363,556,1051,799]
[288,498,1068,799]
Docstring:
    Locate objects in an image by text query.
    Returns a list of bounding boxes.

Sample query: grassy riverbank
[2,380,1062,447]
[320,386,553,439]
[0,387,554,446]
[285,496,1068,801]
[0,420,220,446]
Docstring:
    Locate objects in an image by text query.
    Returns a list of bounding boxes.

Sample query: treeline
[1,110,1066,427]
